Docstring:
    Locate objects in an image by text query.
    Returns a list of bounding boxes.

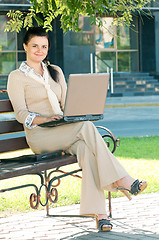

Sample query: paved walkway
[0,193,159,240]
[94,95,159,137]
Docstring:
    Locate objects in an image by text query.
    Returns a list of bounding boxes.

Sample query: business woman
[7,27,147,232]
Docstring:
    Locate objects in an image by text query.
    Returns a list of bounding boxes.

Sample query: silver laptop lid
[64,73,109,117]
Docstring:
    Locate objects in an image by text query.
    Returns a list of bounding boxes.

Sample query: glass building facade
[0,0,158,91]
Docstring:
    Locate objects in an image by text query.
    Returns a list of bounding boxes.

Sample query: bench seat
[0,154,77,181]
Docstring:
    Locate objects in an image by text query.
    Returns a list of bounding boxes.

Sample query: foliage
[4,0,155,33]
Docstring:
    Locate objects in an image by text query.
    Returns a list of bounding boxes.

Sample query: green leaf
[51,0,57,11]
[44,0,49,14]
[34,16,44,25]
[4,0,156,33]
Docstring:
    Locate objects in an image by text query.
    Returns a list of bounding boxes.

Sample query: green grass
[0,136,159,217]
[114,135,159,160]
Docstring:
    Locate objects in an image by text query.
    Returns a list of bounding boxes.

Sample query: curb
[106,103,159,108]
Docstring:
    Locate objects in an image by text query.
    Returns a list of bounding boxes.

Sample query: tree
[5,0,154,33]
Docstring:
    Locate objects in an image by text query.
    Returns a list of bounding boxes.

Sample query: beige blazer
[7,65,67,125]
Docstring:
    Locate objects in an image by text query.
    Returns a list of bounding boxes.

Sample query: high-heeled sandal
[114,182,132,200]
[116,179,147,200]
[95,216,113,232]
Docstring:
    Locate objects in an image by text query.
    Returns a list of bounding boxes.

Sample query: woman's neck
[26,61,43,76]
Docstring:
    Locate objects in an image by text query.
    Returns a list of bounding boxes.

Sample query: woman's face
[23,36,49,64]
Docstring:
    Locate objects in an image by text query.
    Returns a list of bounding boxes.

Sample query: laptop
[39,73,109,127]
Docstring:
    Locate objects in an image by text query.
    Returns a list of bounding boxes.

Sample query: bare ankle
[96,214,108,220]
[116,176,135,190]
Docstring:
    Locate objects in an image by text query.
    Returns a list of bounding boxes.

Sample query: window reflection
[0,0,29,4]
[70,16,94,46]
[95,18,114,50]
[117,26,130,50]
[95,17,138,72]
[118,52,138,72]
[97,52,116,72]
[117,21,138,50]
[0,52,16,74]
[0,16,16,51]
[0,15,25,76]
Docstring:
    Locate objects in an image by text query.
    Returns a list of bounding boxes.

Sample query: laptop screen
[64,73,109,117]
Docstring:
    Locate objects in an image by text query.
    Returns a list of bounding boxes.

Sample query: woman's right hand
[45,115,63,122]
[32,115,63,126]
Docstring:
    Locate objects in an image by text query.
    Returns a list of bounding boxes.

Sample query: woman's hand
[45,115,63,122]
[32,115,63,126]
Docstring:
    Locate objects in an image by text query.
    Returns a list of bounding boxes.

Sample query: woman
[7,27,147,232]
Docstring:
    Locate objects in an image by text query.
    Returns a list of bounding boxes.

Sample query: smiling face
[23,36,49,65]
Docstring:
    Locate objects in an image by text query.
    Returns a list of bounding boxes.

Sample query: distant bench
[0,99,120,217]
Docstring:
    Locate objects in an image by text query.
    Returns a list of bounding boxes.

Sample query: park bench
[0,99,120,218]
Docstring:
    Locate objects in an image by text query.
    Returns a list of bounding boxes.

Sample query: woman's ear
[23,43,27,52]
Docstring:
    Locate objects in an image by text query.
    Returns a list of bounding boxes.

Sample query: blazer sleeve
[7,70,31,124]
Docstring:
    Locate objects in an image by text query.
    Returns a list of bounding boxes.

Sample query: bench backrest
[0,99,29,153]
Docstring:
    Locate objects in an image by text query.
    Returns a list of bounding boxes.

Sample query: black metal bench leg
[44,168,112,217]
[44,170,50,216]
[108,191,112,218]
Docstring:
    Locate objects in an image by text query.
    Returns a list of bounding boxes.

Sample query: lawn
[0,135,158,217]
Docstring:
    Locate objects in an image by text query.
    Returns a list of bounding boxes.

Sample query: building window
[0,15,25,89]
[95,17,138,72]
[95,18,115,50]
[70,16,94,46]
[0,0,29,4]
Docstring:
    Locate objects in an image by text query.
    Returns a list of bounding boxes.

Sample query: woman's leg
[115,176,147,198]
[66,121,130,215]
[67,139,113,230]
[67,140,107,215]
[73,121,129,191]
[116,175,136,189]
[67,121,146,215]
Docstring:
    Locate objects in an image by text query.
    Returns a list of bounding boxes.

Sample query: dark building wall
[63,35,92,80]
[63,26,95,80]
[49,17,64,70]
[139,16,156,73]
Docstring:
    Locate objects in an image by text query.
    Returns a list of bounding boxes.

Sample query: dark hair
[23,27,58,82]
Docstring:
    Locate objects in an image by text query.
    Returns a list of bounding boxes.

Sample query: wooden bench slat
[0,100,13,113]
[0,137,29,153]
[0,120,24,134]
[0,155,77,180]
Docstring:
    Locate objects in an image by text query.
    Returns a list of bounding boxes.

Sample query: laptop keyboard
[65,114,103,121]
[39,118,66,127]
[39,114,103,127]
